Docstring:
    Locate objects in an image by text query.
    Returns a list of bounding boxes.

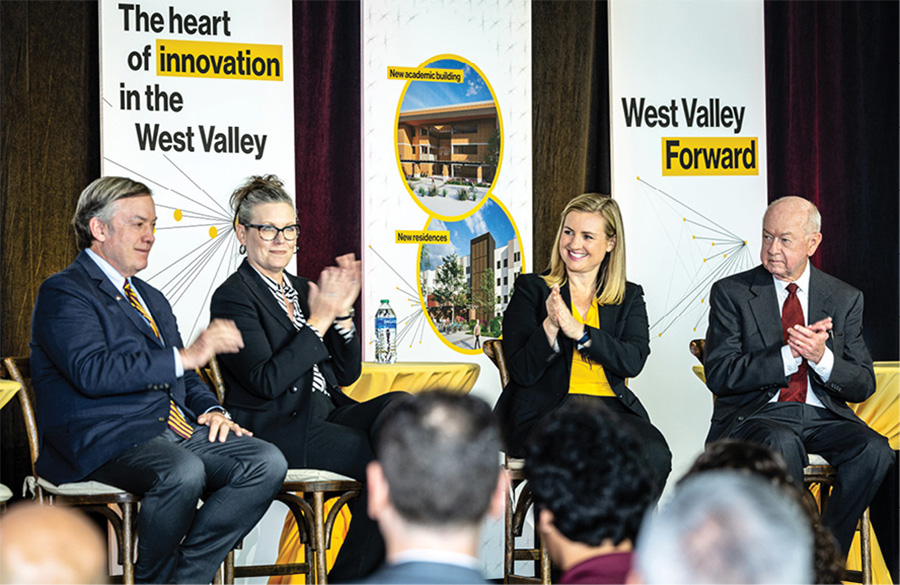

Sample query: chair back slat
[689,339,706,365]
[2,357,40,476]
[203,355,227,405]
[483,339,509,388]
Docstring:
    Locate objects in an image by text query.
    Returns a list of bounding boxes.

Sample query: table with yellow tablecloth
[692,361,899,584]
[270,361,480,584]
[0,379,21,410]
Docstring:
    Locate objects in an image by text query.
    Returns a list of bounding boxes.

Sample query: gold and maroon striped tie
[123,281,193,439]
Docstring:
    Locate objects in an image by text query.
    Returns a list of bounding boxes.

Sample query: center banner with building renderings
[362,1,532,404]
[99,0,295,342]
[609,0,768,484]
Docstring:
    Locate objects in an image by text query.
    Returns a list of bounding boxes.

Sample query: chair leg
[313,491,328,585]
[121,502,135,585]
[861,508,872,585]
[504,483,515,583]
[539,537,551,585]
[224,549,235,585]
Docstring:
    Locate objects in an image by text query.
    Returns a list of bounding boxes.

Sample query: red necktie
[779,282,808,402]
[123,281,193,439]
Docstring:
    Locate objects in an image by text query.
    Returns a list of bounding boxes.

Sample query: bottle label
[376,317,396,329]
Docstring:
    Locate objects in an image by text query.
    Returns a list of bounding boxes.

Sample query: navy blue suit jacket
[359,561,488,584]
[30,251,219,484]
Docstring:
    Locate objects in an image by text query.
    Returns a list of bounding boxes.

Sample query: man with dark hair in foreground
[362,391,506,584]
[525,402,656,584]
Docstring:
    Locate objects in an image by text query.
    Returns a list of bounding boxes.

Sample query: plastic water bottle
[375,299,397,364]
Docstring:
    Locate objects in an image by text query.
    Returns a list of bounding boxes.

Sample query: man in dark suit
[361,392,506,584]
[30,176,288,584]
[704,195,893,554]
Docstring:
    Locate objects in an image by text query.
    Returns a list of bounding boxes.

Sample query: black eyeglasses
[243,223,301,241]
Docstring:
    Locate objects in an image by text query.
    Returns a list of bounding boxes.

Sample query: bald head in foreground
[0,502,106,584]
[634,470,813,584]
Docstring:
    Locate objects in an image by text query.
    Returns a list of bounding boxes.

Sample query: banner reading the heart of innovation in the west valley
[99,0,295,341]
[361,0,532,403]
[609,0,768,479]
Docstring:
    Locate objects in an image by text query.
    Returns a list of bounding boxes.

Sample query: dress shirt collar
[85,248,129,294]
[772,259,811,297]
[389,549,480,570]
[248,263,292,294]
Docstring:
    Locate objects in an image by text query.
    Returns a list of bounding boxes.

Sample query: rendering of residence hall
[397,100,499,183]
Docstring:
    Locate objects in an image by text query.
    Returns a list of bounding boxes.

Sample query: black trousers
[305,391,407,582]
[564,394,673,501]
[729,402,894,555]
[89,427,288,584]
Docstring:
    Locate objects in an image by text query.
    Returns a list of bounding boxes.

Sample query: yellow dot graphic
[174,209,183,221]
[209,226,218,239]
[723,254,727,258]
[711,242,715,247]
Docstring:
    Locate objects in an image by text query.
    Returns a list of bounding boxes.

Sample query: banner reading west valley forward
[609,0,768,481]
[99,0,295,341]
[362,1,532,404]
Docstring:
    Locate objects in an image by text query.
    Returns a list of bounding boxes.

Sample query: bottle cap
[381,299,389,303]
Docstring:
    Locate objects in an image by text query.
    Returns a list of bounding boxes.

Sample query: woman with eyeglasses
[210,175,400,582]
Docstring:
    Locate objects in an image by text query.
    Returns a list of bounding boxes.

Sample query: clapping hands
[308,253,361,333]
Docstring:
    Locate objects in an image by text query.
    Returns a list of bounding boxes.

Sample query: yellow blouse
[569,297,614,396]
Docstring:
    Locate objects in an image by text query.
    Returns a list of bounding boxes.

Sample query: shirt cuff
[810,346,834,382]
[174,347,184,377]
[781,345,801,377]
[335,322,356,343]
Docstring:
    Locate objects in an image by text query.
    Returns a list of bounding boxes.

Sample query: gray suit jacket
[359,561,488,584]
[704,264,874,442]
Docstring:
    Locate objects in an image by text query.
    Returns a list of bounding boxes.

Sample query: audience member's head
[524,401,654,569]
[683,438,796,486]
[368,391,505,554]
[681,439,843,584]
[0,502,107,584]
[634,470,813,584]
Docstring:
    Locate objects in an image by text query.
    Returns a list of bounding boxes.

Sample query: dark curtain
[765,0,899,360]
[532,0,610,274]
[292,1,361,290]
[0,1,100,505]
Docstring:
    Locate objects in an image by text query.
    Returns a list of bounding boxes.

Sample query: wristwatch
[209,406,232,421]
[335,307,356,321]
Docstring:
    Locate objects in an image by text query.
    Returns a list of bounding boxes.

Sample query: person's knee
[253,441,288,487]
[158,452,206,500]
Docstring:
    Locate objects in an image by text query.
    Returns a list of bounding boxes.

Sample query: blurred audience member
[525,402,655,584]
[362,391,505,584]
[0,502,106,584]
[683,439,843,583]
[633,470,813,584]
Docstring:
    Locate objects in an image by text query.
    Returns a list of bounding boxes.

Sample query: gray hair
[636,470,813,584]
[230,175,295,226]
[72,177,151,250]
[766,196,822,235]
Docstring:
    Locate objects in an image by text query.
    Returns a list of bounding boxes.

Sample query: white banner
[99,0,295,341]
[609,0,768,482]
[361,0,532,405]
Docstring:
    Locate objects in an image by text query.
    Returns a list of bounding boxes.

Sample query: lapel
[558,281,574,368]
[747,265,784,349]
[807,265,835,352]
[237,259,297,334]
[77,252,164,347]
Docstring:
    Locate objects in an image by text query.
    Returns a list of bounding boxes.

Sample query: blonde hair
[542,193,626,305]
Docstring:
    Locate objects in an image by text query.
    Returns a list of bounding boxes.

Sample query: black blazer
[704,264,874,442]
[493,273,652,456]
[210,259,361,467]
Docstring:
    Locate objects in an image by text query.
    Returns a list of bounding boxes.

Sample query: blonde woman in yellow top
[494,193,671,498]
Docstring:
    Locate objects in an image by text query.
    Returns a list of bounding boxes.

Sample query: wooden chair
[2,357,140,584]
[483,340,551,585]
[689,339,873,584]
[201,356,363,585]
